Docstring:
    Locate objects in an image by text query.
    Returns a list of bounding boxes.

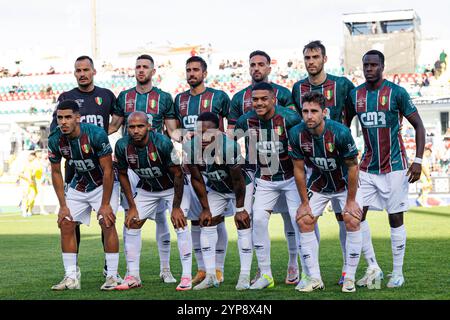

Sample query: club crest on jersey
[325,89,333,101]
[95,97,103,105]
[326,142,335,153]
[149,151,158,161]
[274,126,284,136]
[202,99,210,109]
[81,144,91,154]
[380,96,387,106]
[150,99,157,109]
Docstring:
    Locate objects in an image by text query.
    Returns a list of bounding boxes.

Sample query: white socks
[252,209,272,277]
[338,220,347,273]
[200,225,218,275]
[391,225,406,275]
[105,253,119,278]
[124,228,142,278]
[176,226,193,278]
[155,210,171,271]
[237,228,253,276]
[345,230,362,280]
[216,221,228,273]
[360,220,380,269]
[62,253,78,279]
[191,224,205,271]
[300,231,321,280]
[281,212,298,269]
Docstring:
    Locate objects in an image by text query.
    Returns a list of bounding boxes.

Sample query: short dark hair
[252,82,274,93]
[186,56,207,71]
[137,54,155,65]
[303,40,326,56]
[197,112,219,128]
[249,50,271,64]
[363,50,385,65]
[75,55,94,68]
[301,91,326,109]
[57,99,80,113]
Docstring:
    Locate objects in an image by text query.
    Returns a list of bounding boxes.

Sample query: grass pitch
[0,206,449,300]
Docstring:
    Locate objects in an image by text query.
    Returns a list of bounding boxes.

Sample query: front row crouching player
[114,111,193,291]
[289,91,363,293]
[48,100,120,291]
[184,112,253,290]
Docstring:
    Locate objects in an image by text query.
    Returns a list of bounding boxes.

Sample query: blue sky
[0,0,449,61]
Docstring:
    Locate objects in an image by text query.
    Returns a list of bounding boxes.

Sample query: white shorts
[308,189,363,217]
[247,171,287,214]
[135,186,190,221]
[359,169,410,214]
[66,182,120,226]
[186,174,235,220]
[253,177,301,216]
[121,168,166,213]
[207,183,253,218]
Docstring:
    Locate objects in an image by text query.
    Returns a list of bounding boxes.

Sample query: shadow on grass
[0,234,449,300]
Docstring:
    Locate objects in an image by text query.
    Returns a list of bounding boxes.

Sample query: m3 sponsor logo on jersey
[135,167,163,178]
[206,170,228,181]
[360,111,386,127]
[309,157,337,171]
[183,115,198,129]
[80,115,104,128]
[69,159,95,172]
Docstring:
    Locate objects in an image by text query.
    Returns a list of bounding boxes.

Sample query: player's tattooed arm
[343,156,362,220]
[108,114,124,135]
[292,159,313,222]
[50,162,72,227]
[168,165,187,229]
[98,154,115,227]
[406,112,426,183]
[187,164,212,226]
[118,168,139,228]
[230,164,250,229]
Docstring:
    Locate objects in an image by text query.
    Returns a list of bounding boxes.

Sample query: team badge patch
[325,89,333,101]
[149,151,158,161]
[275,126,284,136]
[95,97,103,105]
[81,144,91,154]
[380,96,387,106]
[203,100,210,109]
[326,142,335,153]
[150,99,157,109]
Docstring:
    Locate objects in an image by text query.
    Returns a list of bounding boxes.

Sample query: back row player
[228,50,303,286]
[50,55,121,284]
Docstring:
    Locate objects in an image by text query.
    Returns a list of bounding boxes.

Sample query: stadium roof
[342,9,418,23]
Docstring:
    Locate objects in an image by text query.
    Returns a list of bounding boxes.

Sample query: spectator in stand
[440,50,447,71]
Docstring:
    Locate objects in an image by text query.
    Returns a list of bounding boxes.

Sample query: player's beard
[188,78,203,88]
[137,77,151,86]
[307,63,324,77]
[78,79,93,90]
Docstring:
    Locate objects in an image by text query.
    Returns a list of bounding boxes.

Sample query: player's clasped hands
[57,205,73,228]
[98,204,115,228]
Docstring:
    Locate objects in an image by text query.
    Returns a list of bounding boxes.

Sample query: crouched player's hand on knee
[57,206,73,228]
[98,204,115,228]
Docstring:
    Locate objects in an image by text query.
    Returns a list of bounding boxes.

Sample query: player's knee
[60,219,76,234]
[344,216,360,232]
[388,212,404,228]
[252,210,270,228]
[298,215,315,232]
